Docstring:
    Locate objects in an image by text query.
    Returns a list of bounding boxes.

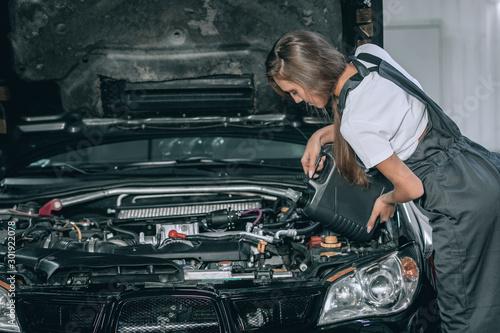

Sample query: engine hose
[14,226,40,245]
[291,242,312,272]
[259,203,298,228]
[63,222,82,242]
[273,221,321,239]
[260,217,298,229]
[281,202,297,222]
[175,230,274,243]
[106,220,139,243]
[296,221,321,235]
[185,235,236,242]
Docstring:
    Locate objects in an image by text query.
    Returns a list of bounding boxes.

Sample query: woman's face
[274,79,328,108]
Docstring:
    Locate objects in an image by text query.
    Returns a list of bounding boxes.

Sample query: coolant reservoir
[301,144,392,242]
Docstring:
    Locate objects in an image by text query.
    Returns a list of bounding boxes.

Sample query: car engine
[1,182,401,285]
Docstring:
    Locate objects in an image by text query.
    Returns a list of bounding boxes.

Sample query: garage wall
[382,0,500,152]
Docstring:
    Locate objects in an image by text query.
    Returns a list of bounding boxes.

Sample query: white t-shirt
[340,44,428,169]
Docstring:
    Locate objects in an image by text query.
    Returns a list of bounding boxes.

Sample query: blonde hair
[266,30,368,186]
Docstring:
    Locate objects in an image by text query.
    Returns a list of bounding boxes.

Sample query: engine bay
[1,183,401,285]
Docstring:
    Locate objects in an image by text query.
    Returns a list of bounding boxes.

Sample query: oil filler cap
[321,236,341,248]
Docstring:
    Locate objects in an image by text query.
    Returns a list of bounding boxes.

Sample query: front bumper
[12,282,439,333]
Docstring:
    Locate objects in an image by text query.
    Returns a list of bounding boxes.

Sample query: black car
[0,1,439,332]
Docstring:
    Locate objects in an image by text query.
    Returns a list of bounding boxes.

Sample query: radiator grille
[117,201,261,220]
[18,291,319,333]
[19,300,104,333]
[233,294,318,331]
[117,296,220,333]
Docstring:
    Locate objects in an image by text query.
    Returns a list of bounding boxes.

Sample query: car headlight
[0,283,20,333]
[318,243,420,325]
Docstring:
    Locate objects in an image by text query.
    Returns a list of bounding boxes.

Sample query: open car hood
[8,0,345,116]
[0,0,383,176]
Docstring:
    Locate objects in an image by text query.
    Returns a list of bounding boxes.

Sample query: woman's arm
[301,124,335,177]
[366,153,424,232]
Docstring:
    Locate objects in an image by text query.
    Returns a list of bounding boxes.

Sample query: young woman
[265,30,500,333]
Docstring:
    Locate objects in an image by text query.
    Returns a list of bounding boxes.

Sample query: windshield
[28,136,306,168]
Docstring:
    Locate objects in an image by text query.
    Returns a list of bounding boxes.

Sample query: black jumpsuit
[340,53,500,332]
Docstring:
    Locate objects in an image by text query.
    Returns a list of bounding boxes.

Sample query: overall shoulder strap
[337,55,376,114]
[355,53,382,67]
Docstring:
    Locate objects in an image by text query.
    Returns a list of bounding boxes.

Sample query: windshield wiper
[112,158,302,172]
[20,160,112,176]
[20,158,302,177]
[83,114,287,128]
[44,162,90,175]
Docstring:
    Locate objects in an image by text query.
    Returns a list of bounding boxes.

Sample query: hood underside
[8,0,345,117]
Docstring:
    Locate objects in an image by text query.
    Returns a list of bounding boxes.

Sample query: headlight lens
[0,285,20,333]
[318,244,420,325]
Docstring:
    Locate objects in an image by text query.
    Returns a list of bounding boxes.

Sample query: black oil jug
[300,144,392,242]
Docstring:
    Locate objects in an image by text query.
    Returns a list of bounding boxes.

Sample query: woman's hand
[366,153,424,233]
[367,194,395,232]
[301,124,334,177]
